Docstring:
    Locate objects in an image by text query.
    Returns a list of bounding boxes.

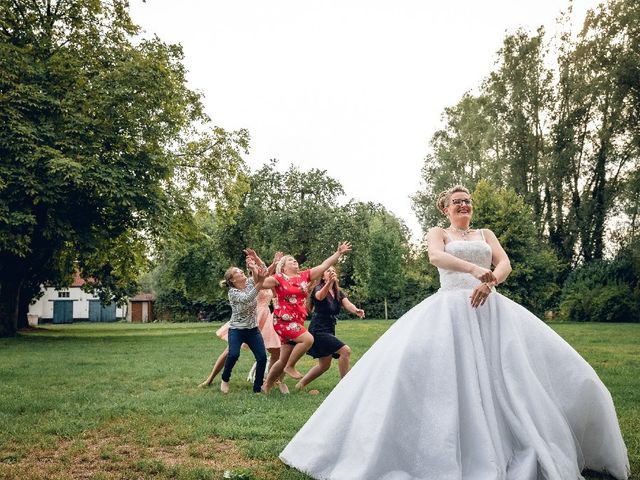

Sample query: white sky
[130,0,600,241]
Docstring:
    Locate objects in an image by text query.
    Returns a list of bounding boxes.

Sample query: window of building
[58,291,70,298]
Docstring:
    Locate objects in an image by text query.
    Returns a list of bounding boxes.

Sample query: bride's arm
[426,227,496,283]
[483,229,511,285]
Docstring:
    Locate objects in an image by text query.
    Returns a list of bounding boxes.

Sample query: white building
[28,272,125,324]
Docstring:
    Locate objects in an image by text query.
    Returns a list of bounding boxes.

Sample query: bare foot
[284,367,303,379]
[261,382,273,395]
[198,381,210,388]
[295,382,319,395]
[220,381,230,394]
[277,381,290,394]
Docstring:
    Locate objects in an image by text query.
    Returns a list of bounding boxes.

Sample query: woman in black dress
[295,266,365,392]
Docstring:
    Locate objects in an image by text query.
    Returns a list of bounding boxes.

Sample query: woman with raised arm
[212,258,268,394]
[294,266,364,394]
[280,186,629,480]
[248,242,352,394]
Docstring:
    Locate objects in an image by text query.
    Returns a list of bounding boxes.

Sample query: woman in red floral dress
[247,242,352,393]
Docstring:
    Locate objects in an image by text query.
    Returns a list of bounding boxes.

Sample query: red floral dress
[273,269,311,342]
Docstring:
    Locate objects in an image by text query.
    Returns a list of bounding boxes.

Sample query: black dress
[307,284,346,359]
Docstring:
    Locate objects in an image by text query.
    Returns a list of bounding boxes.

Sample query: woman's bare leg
[337,345,351,378]
[262,344,294,393]
[283,332,314,379]
[267,347,280,366]
[198,347,229,387]
[267,348,289,393]
[296,356,332,390]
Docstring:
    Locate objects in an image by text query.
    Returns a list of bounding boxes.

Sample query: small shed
[128,293,156,323]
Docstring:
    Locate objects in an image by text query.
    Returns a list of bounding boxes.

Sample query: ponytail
[221,266,237,289]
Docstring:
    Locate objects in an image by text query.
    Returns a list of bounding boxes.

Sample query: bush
[559,257,640,322]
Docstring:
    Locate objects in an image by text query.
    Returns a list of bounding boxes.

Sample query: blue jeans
[221,327,267,393]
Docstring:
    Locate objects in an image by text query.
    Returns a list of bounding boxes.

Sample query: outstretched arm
[310,242,351,281]
[244,248,267,271]
[244,250,283,288]
[258,275,279,289]
[267,252,283,275]
[342,297,365,318]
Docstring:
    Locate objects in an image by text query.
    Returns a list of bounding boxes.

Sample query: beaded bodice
[438,240,492,291]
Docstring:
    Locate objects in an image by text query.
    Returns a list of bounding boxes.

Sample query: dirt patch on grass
[0,422,277,479]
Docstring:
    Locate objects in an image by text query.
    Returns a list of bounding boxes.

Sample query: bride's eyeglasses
[450,198,473,206]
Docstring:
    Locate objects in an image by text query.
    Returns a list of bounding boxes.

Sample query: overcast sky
[130,0,600,241]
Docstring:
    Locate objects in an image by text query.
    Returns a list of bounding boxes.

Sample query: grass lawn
[0,320,638,479]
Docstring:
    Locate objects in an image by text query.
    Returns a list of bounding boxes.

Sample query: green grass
[0,321,637,479]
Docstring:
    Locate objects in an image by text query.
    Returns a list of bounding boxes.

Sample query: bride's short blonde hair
[436,185,470,214]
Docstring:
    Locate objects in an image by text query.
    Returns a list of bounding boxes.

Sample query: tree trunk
[384,297,388,321]
[590,141,608,260]
[0,279,22,337]
[17,290,30,330]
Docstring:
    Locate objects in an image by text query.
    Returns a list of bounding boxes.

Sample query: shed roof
[130,293,156,302]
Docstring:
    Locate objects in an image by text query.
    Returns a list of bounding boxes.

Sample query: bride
[280,186,630,480]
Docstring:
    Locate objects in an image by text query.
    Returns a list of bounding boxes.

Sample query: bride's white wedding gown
[280,240,630,480]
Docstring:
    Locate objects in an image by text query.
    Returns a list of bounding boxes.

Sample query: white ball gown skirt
[280,283,630,479]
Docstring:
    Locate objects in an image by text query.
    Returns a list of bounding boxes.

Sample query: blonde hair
[220,266,238,288]
[436,185,470,214]
[276,255,295,274]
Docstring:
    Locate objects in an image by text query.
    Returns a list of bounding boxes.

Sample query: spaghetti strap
[480,229,486,241]
[441,227,451,244]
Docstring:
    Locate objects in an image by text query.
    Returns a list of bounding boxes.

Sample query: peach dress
[216,289,281,349]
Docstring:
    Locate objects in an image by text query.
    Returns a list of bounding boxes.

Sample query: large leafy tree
[411,93,499,228]
[549,0,640,262]
[151,162,348,320]
[0,0,248,336]
[216,160,346,267]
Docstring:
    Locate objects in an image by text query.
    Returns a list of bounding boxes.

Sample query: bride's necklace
[448,225,472,238]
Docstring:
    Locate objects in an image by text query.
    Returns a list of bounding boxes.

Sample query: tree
[216,160,346,267]
[485,28,553,237]
[411,93,500,228]
[151,212,232,321]
[0,0,247,336]
[549,0,640,262]
[364,213,409,320]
